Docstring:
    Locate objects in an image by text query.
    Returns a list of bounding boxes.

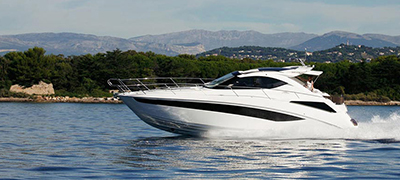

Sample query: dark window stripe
[134,97,303,121]
[290,101,336,113]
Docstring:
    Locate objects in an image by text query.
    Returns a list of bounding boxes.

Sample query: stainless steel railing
[107,77,214,93]
[108,77,336,103]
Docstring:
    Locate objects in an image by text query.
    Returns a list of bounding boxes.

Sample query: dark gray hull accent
[290,101,336,113]
[134,97,304,121]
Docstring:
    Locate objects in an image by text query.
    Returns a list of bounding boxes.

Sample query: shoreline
[1,97,399,106]
[0,97,122,104]
[344,100,400,106]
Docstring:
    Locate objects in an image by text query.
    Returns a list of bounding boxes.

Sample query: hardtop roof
[238,65,322,77]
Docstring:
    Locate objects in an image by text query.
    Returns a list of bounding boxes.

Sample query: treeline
[313,55,400,101]
[1,47,400,101]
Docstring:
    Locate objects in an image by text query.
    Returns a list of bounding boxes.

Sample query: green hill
[197,44,400,63]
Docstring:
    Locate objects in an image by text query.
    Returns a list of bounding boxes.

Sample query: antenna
[299,48,306,66]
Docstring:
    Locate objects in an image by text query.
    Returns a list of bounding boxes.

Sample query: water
[0,103,400,179]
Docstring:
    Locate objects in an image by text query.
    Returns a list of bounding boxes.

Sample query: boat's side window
[232,77,254,87]
[254,77,287,88]
[221,77,287,89]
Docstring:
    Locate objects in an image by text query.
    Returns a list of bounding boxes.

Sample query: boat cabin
[205,66,321,90]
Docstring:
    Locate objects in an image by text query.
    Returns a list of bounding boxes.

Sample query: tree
[6,47,54,87]
[0,56,11,89]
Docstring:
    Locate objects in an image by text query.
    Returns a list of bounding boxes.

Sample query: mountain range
[131,29,317,51]
[291,31,400,51]
[0,30,399,56]
[0,32,205,56]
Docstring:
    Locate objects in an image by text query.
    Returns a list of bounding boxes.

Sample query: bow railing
[107,77,214,93]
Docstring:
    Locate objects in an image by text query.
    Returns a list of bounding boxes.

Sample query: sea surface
[0,103,400,179]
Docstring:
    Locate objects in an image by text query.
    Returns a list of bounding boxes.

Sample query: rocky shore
[344,100,400,106]
[0,96,122,104]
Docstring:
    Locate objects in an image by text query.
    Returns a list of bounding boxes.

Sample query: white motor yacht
[108,65,358,136]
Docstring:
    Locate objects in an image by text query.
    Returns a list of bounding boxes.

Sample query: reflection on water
[118,137,361,179]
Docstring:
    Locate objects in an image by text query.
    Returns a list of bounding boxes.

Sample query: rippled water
[1,103,400,179]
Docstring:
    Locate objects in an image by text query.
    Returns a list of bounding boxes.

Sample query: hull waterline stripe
[133,97,304,121]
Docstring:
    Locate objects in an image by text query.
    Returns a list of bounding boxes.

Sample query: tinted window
[221,77,287,89]
[205,73,235,88]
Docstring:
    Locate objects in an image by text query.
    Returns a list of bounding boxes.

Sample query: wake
[205,112,400,141]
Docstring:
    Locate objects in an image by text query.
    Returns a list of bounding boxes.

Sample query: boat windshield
[205,73,235,88]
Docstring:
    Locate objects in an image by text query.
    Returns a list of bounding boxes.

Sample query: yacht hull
[120,92,356,136]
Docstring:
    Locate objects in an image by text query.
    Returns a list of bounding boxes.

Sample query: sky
[1,0,400,38]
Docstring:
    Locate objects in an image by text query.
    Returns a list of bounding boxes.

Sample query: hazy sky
[1,0,399,38]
